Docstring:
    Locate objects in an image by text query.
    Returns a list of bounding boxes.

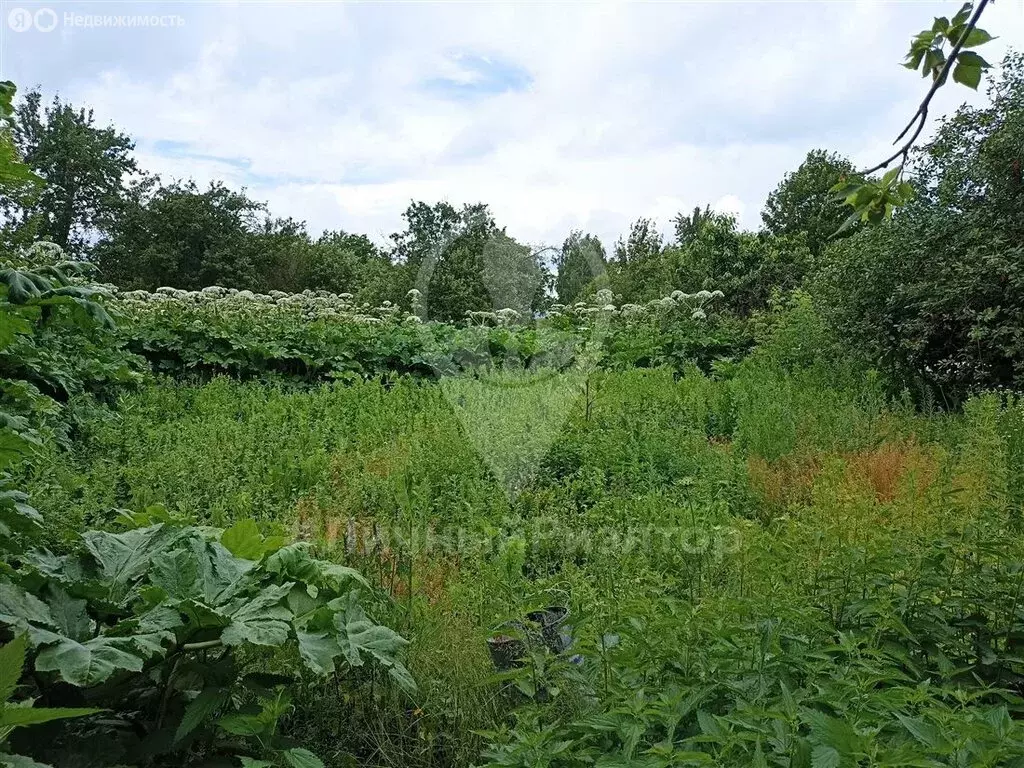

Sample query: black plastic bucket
[525,606,572,654]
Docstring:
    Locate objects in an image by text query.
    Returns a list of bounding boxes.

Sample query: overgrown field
[2,37,1024,767]
[17,352,1024,766]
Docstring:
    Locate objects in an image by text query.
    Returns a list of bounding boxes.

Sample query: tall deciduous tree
[392,201,507,321]
[610,218,667,302]
[94,180,266,290]
[761,149,860,256]
[555,230,607,304]
[810,52,1024,406]
[2,90,137,256]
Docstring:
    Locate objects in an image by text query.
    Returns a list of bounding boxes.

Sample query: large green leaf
[0,311,31,349]
[0,703,100,728]
[178,598,231,631]
[332,593,408,668]
[221,583,293,647]
[282,748,325,768]
[0,270,50,304]
[44,588,93,642]
[221,519,266,561]
[328,592,415,692]
[295,630,341,676]
[35,636,145,686]
[175,688,229,742]
[150,547,202,600]
[266,544,367,593]
[0,633,27,702]
[0,581,54,629]
[216,712,265,737]
[21,549,85,587]
[83,525,170,600]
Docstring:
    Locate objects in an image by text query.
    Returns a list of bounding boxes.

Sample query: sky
[0,0,1021,252]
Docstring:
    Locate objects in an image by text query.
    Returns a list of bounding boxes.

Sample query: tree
[555,230,607,304]
[1,90,137,256]
[673,205,714,248]
[392,201,504,321]
[310,230,401,303]
[481,233,549,318]
[761,150,860,256]
[94,180,266,290]
[810,53,1024,405]
[609,218,667,302]
[670,211,812,316]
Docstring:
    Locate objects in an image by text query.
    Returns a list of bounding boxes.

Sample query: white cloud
[3,0,1021,252]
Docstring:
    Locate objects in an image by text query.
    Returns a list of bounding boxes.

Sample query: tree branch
[862,0,990,176]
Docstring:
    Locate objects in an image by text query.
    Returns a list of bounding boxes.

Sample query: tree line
[1,51,1021,404]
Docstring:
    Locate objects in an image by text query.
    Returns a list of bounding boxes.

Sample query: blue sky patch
[420,52,532,101]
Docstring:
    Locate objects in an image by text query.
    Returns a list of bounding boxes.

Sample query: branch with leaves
[833,1,995,230]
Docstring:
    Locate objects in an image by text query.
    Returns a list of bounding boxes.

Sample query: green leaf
[922,48,945,79]
[962,27,995,48]
[0,312,31,349]
[221,519,265,561]
[0,704,100,728]
[45,588,93,642]
[0,270,50,304]
[175,688,229,742]
[950,1,971,28]
[266,544,367,592]
[151,535,254,607]
[0,633,27,702]
[333,594,408,668]
[952,61,982,89]
[296,630,341,676]
[810,746,840,768]
[895,713,946,749]
[0,581,54,629]
[238,760,274,768]
[35,636,145,686]
[956,50,991,70]
[150,547,201,600]
[216,712,265,736]
[282,748,325,768]
[803,709,860,755]
[83,525,170,599]
[221,583,293,647]
[696,709,724,738]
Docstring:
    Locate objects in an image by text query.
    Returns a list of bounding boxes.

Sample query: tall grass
[22,364,1024,766]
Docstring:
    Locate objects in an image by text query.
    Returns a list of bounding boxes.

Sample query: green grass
[22,366,1024,766]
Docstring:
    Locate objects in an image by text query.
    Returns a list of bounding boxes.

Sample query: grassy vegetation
[19,342,1024,765]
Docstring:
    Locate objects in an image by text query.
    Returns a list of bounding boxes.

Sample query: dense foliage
[812,52,1024,406]
[0,6,1022,766]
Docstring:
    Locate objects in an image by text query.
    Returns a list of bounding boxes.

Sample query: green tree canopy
[1,90,137,256]
[555,230,607,304]
[810,52,1024,406]
[761,149,861,256]
[94,179,266,290]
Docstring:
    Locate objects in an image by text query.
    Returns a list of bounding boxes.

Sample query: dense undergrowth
[3,235,1024,766]
[2,42,1024,766]
[15,335,1024,765]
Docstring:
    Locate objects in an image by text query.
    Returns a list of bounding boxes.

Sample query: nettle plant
[0,503,414,767]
